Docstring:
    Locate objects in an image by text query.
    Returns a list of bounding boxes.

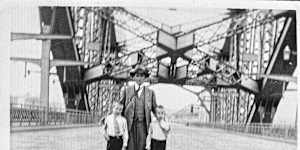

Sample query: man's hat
[129,65,150,78]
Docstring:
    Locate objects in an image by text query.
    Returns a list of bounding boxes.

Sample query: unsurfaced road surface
[11,124,296,150]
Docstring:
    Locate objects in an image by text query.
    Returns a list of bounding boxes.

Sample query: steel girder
[85,80,121,117]
[205,10,288,124]
[211,11,296,124]
[211,87,255,124]
[249,11,297,124]
[81,8,288,88]
[72,7,119,67]
[98,7,159,44]
[39,7,90,111]
[63,7,294,124]
[71,7,123,116]
[79,8,286,113]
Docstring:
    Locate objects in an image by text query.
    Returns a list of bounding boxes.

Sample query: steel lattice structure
[38,7,295,124]
[208,10,289,124]
[71,7,122,116]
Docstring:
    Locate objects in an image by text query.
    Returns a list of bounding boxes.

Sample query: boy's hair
[156,105,165,112]
[156,105,164,109]
[112,101,123,108]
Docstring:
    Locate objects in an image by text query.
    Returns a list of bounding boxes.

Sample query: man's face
[112,104,123,115]
[133,73,145,85]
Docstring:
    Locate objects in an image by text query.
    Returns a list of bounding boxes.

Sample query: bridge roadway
[11,123,296,150]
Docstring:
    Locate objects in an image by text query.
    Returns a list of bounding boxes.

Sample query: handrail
[172,120,297,140]
[10,103,101,127]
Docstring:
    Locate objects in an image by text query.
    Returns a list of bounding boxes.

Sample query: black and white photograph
[7,3,298,150]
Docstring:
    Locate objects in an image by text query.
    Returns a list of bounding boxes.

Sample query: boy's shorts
[151,139,166,150]
[107,136,123,150]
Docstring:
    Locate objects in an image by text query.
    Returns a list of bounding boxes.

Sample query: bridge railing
[10,103,101,127]
[172,120,297,140]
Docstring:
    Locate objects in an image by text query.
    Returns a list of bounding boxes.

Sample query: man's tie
[136,85,140,93]
[113,116,120,135]
[135,85,141,97]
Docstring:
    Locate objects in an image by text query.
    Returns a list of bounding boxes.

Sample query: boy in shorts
[146,105,171,150]
[103,102,128,150]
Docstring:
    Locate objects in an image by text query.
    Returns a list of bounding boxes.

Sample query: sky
[127,7,228,30]
[272,67,298,125]
[10,7,66,108]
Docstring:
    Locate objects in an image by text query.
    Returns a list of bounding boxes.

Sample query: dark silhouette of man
[120,65,157,150]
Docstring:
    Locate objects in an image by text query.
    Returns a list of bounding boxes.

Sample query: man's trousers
[127,120,147,150]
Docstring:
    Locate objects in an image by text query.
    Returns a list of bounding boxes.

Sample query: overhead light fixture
[283,45,291,61]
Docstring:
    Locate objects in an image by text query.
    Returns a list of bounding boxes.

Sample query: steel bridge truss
[61,7,294,123]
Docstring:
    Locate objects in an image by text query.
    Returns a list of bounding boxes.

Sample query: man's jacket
[119,85,157,132]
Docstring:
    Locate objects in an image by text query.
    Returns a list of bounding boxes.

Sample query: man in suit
[120,65,157,150]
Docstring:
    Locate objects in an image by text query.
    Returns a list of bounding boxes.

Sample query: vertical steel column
[214,92,218,122]
[258,22,265,78]
[236,89,240,123]
[210,89,215,123]
[40,39,51,124]
[231,90,235,124]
